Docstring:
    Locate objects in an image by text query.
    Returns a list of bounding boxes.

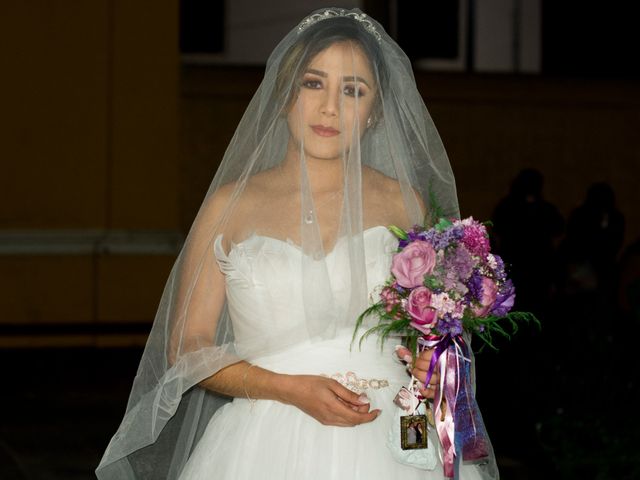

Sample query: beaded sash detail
[322,371,390,394]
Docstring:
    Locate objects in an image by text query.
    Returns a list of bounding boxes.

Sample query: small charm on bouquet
[394,377,428,450]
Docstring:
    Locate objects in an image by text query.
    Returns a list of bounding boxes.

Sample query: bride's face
[287,41,376,161]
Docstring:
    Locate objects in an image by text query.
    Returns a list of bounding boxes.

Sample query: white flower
[487,253,497,270]
[431,292,456,314]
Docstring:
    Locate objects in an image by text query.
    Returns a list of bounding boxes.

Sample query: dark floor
[0,345,636,479]
[0,348,141,480]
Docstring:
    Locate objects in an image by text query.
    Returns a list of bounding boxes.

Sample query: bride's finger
[329,381,370,407]
[394,345,413,364]
[414,353,437,372]
[328,395,379,426]
[327,383,381,425]
[419,386,436,399]
[412,367,440,386]
[336,395,370,413]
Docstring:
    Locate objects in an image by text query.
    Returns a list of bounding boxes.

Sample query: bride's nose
[320,88,340,117]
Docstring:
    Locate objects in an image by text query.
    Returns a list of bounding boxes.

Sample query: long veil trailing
[96,8,496,479]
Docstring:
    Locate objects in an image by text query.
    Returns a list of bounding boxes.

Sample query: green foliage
[434,217,453,232]
[353,301,540,355]
[464,311,540,352]
[351,302,419,353]
[426,183,446,227]
[423,275,444,290]
[387,225,408,240]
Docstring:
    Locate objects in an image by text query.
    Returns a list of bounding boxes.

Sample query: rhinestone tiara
[297,8,382,43]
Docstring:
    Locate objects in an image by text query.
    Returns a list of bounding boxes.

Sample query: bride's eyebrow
[342,75,371,88]
[305,69,371,88]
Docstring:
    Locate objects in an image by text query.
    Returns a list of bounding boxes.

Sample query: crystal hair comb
[297,8,382,43]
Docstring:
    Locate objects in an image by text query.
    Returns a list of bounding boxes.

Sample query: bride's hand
[279,374,381,427]
[395,345,440,399]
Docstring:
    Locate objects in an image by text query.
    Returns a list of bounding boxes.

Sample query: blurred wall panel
[0,256,93,324]
[0,1,179,347]
[0,2,109,228]
[98,255,175,323]
[111,0,179,229]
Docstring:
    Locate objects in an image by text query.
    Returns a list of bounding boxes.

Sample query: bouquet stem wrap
[420,335,489,479]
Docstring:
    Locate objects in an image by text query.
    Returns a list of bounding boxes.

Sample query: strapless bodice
[213,226,398,363]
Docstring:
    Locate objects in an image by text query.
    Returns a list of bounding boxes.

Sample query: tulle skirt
[178,331,484,479]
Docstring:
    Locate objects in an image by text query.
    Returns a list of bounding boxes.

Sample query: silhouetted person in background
[490,170,563,414]
[477,169,563,470]
[619,238,640,324]
[560,182,625,300]
[492,168,564,314]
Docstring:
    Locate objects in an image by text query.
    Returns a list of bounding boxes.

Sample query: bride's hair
[276,16,388,122]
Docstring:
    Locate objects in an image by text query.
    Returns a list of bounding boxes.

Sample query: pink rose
[391,241,436,288]
[472,277,498,316]
[407,287,437,334]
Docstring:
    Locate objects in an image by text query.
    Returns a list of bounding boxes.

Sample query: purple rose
[472,277,498,317]
[391,241,437,288]
[491,280,515,317]
[407,287,437,334]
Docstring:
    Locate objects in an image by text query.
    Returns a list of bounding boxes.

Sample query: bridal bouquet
[354,217,538,478]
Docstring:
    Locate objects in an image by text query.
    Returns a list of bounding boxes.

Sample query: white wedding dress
[179,226,483,479]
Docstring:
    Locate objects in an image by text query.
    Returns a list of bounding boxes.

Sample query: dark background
[1,1,639,478]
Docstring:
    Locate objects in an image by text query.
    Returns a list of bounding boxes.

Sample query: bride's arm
[174,186,380,427]
[201,361,382,427]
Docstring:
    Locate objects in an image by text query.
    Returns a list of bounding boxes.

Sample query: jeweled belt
[321,371,390,394]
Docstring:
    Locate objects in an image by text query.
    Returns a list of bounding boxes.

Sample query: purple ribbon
[417,334,489,478]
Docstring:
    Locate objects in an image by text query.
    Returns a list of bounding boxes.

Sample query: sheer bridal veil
[96,8,466,479]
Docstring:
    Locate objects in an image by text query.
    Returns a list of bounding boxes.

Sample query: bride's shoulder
[202,181,236,215]
[205,170,277,209]
[361,167,408,198]
[362,166,426,212]
[203,171,289,231]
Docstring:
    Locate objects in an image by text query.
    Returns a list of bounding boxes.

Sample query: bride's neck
[282,140,344,193]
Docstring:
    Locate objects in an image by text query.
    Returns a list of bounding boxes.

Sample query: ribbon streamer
[417,335,489,479]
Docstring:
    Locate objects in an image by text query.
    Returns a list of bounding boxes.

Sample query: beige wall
[1,4,638,347]
[182,68,640,249]
[0,1,179,347]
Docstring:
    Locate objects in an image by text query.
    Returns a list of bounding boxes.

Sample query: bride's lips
[311,125,340,137]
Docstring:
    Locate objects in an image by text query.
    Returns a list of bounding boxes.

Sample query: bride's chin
[304,153,346,163]
[302,144,353,162]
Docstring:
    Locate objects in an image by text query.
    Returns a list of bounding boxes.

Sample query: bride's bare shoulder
[362,166,425,209]
[203,169,286,218]
[362,167,400,193]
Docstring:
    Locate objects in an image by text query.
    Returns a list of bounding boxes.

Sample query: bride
[96,8,498,479]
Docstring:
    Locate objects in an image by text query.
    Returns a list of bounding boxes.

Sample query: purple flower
[492,254,507,282]
[467,271,484,301]
[460,222,491,258]
[443,244,475,281]
[399,227,428,249]
[472,277,498,317]
[436,315,463,337]
[423,224,464,251]
[490,279,515,317]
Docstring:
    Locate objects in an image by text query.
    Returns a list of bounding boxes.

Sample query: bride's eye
[343,84,365,98]
[301,78,322,89]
